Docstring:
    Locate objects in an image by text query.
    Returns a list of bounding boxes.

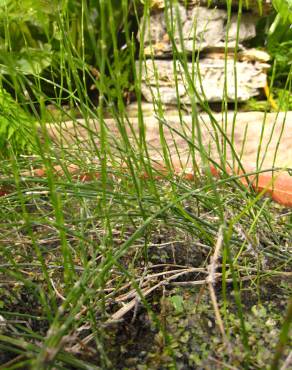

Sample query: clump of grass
[0,0,291,369]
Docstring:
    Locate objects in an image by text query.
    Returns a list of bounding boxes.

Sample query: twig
[109,281,163,323]
[207,226,231,351]
[170,274,258,286]
[280,351,292,370]
[132,266,148,323]
[209,356,239,370]
[114,267,205,303]
[50,278,65,301]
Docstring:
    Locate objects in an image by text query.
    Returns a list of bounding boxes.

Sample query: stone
[138,5,258,56]
[45,112,292,172]
[125,101,198,117]
[148,0,165,9]
[137,58,269,104]
[148,0,272,15]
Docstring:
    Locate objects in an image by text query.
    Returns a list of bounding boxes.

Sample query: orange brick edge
[209,165,292,208]
[1,163,292,208]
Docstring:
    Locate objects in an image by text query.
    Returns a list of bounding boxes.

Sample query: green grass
[0,0,291,369]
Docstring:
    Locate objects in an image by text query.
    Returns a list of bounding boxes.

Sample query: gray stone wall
[137,1,270,105]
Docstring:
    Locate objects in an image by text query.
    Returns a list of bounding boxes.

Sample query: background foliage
[0,0,136,156]
[0,0,291,155]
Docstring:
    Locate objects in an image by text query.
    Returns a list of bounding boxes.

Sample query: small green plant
[269,0,292,34]
[0,0,136,155]
[252,0,292,108]
[0,86,36,156]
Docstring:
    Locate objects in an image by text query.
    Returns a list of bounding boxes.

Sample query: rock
[138,6,258,56]
[200,48,270,63]
[238,48,270,63]
[125,101,199,117]
[137,58,269,104]
[45,112,292,172]
[148,0,272,15]
[148,0,165,10]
